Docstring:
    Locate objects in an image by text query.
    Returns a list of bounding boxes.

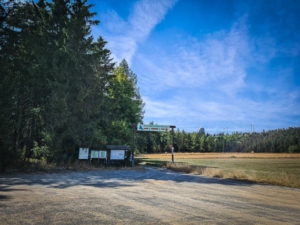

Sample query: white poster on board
[99,151,107,159]
[110,150,125,160]
[90,150,107,159]
[79,148,89,159]
[91,150,99,159]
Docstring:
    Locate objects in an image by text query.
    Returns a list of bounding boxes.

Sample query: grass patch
[138,156,300,188]
[137,159,167,167]
[2,159,141,174]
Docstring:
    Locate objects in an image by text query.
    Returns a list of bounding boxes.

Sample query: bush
[31,142,50,160]
[288,145,299,153]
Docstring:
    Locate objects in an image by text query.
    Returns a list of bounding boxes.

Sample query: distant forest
[135,127,300,154]
[0,1,299,171]
[136,127,300,153]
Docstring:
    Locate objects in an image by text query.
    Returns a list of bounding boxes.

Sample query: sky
[89,0,300,134]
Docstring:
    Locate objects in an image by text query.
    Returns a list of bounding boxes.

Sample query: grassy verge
[2,159,142,174]
[137,159,166,167]
[138,157,300,188]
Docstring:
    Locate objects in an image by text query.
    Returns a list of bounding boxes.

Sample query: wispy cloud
[143,88,300,133]
[137,14,300,132]
[129,1,176,41]
[92,0,300,133]
[94,0,178,64]
[138,16,251,96]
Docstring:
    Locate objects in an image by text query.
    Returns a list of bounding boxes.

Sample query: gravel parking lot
[1,166,300,225]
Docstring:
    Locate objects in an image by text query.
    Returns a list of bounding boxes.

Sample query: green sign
[99,151,107,159]
[137,123,171,132]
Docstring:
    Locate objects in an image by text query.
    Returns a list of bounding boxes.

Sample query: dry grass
[137,152,300,159]
[3,159,144,174]
[138,153,300,188]
[165,162,300,188]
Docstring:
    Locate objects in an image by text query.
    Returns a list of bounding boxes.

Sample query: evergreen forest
[135,126,300,154]
[0,0,299,171]
[0,0,144,170]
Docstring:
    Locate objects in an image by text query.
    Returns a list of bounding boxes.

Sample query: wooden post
[131,124,136,166]
[170,126,176,163]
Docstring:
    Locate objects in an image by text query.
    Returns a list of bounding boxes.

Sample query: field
[136,153,300,188]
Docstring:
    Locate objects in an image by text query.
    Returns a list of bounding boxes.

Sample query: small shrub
[288,145,299,153]
[31,142,50,160]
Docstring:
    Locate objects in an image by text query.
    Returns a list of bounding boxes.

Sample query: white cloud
[92,1,300,133]
[143,88,300,133]
[95,0,178,64]
[129,0,176,40]
[138,16,251,97]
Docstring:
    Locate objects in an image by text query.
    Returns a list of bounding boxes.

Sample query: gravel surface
[1,166,300,225]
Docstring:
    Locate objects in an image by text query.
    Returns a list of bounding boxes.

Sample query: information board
[90,150,107,159]
[79,148,89,159]
[99,151,107,159]
[91,150,98,159]
[110,150,125,160]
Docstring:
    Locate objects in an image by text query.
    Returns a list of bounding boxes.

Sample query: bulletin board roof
[106,145,130,150]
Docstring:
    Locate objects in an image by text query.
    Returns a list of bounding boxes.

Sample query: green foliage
[98,61,144,146]
[135,127,300,154]
[0,0,144,171]
[31,141,50,160]
[288,145,299,153]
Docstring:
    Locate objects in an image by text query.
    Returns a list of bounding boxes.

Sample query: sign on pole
[137,123,171,132]
[136,124,176,164]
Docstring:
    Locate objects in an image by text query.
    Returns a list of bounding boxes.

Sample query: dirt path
[1,167,300,225]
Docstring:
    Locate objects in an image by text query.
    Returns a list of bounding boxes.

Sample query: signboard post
[131,124,136,167]
[170,126,176,163]
[136,124,176,163]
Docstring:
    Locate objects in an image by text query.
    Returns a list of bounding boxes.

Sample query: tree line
[0,0,144,171]
[135,126,300,154]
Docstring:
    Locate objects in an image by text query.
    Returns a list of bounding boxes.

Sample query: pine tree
[0,0,115,169]
[102,61,144,145]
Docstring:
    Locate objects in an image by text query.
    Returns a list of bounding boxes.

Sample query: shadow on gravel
[0,166,256,201]
[0,186,31,202]
[144,166,256,187]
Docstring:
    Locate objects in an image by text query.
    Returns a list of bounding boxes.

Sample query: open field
[136,153,300,188]
[137,152,300,159]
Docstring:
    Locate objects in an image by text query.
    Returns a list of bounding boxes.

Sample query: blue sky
[90,0,300,134]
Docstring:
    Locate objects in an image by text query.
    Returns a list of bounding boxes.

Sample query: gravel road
[1,166,300,225]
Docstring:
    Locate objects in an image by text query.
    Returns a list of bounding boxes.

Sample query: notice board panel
[110,150,125,160]
[91,150,98,159]
[79,148,89,159]
[99,151,107,159]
